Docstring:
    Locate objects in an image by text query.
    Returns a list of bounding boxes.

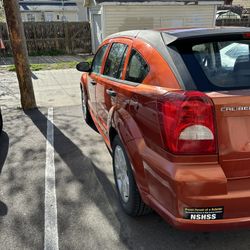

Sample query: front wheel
[81,86,93,126]
[112,135,151,216]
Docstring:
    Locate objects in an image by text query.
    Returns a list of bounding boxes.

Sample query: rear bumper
[139,144,250,231]
[149,194,250,231]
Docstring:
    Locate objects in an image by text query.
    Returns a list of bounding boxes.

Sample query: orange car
[77,27,250,231]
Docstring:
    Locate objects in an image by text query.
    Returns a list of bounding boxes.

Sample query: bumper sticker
[184,207,224,220]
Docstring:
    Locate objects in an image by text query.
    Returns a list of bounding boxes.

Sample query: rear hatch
[170,31,250,179]
[208,90,250,178]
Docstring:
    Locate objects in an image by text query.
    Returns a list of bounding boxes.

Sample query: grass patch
[7,61,79,72]
[7,56,93,72]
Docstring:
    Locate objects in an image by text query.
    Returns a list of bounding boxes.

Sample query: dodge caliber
[77,27,250,231]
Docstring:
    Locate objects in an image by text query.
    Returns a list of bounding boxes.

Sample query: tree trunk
[3,0,36,110]
[224,0,233,5]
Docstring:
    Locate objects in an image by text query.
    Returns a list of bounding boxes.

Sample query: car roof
[162,27,250,40]
[107,27,250,47]
[106,27,250,90]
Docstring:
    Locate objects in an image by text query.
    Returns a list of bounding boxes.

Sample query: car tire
[81,85,93,126]
[112,135,151,216]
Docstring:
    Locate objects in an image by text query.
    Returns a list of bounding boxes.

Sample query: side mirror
[76,62,91,72]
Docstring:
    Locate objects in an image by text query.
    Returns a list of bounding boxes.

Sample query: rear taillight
[243,33,250,39]
[160,91,217,155]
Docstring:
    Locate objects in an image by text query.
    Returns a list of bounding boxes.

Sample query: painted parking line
[44,108,59,250]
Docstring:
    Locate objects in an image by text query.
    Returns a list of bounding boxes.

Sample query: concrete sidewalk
[0,68,82,108]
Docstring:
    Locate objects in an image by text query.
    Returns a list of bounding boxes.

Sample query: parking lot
[1,69,250,250]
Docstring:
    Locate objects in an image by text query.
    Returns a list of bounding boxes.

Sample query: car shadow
[25,108,167,248]
[25,108,133,246]
[0,131,9,174]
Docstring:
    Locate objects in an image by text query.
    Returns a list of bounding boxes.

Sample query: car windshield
[173,39,250,91]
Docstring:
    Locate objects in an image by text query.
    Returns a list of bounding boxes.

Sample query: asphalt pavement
[1,69,250,249]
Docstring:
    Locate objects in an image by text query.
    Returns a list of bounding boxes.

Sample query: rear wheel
[112,135,151,216]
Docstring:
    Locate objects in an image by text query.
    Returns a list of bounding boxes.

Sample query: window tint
[92,44,109,74]
[176,39,250,91]
[125,49,149,83]
[103,43,128,79]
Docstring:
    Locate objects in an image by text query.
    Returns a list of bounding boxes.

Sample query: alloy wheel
[114,145,130,203]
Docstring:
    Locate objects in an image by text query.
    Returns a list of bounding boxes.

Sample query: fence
[216,18,250,27]
[0,21,92,55]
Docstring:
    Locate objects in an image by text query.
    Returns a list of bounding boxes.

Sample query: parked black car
[0,108,2,134]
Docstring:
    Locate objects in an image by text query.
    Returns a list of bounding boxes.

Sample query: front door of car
[87,43,109,117]
[95,40,132,137]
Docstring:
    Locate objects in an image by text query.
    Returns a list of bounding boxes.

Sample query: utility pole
[3,0,36,109]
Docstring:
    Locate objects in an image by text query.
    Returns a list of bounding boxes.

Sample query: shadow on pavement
[25,108,134,248]
[0,131,9,174]
[31,72,38,80]
[25,108,250,250]
[0,200,8,216]
[0,132,9,217]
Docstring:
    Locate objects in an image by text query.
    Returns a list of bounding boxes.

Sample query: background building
[85,0,224,52]
[19,0,88,22]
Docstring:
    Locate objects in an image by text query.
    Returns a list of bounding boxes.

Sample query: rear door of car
[95,38,132,137]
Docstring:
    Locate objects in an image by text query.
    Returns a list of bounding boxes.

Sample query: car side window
[92,44,109,74]
[103,43,128,79]
[125,49,149,83]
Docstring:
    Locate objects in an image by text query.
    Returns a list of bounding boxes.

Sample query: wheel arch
[108,107,150,197]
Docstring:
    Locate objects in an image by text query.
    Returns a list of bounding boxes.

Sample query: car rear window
[173,38,250,91]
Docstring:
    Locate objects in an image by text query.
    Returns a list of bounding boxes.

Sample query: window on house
[57,15,60,20]
[45,13,54,22]
[103,43,128,79]
[27,13,35,22]
[125,49,149,83]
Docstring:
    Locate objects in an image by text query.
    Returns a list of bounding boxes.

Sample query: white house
[84,0,223,52]
[19,0,88,22]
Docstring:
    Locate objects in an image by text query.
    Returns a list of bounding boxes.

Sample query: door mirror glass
[76,62,91,72]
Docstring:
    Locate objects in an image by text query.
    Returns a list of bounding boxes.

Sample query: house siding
[103,5,216,38]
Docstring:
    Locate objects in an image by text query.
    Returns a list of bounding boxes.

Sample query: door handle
[106,89,117,97]
[90,80,96,85]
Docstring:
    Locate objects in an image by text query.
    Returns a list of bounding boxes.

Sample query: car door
[87,43,109,117]
[95,40,132,137]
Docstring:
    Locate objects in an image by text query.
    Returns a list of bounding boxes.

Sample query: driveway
[0,68,250,249]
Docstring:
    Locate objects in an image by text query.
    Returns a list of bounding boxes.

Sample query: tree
[2,0,36,110]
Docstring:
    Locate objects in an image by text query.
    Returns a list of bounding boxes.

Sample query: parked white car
[216,10,241,20]
[220,42,249,69]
